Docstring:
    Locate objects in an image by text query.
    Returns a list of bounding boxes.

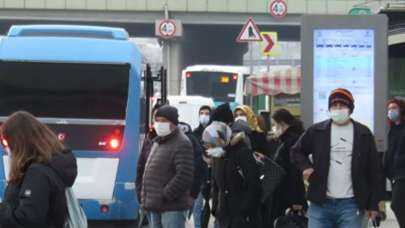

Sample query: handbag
[256,143,286,203]
[274,209,308,228]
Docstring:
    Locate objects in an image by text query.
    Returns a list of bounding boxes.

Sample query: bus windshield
[0,61,130,120]
[186,71,237,102]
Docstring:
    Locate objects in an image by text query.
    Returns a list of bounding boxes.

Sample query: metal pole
[267,55,270,72]
[249,42,254,75]
[249,42,254,106]
[145,64,152,133]
[164,3,169,19]
[165,40,171,95]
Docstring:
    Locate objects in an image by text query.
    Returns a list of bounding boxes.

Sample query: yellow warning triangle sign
[236,17,263,43]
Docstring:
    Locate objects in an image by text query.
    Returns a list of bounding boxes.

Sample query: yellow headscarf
[234,105,263,133]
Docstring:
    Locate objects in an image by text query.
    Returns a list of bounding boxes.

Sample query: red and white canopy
[244,66,301,96]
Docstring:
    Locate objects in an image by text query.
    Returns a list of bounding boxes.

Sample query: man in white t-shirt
[291,88,384,228]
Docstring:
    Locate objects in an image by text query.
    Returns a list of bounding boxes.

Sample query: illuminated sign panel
[313,29,375,131]
[301,15,387,151]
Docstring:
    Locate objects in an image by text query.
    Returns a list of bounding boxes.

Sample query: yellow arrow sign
[260,32,281,57]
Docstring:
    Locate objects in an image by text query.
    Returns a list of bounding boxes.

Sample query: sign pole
[249,42,254,75]
[156,3,183,95]
[267,55,270,72]
[249,42,254,106]
[163,4,170,95]
[236,17,262,106]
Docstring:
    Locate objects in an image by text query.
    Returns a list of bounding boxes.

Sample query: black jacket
[392,125,405,180]
[272,125,307,216]
[384,123,405,181]
[0,150,77,228]
[211,133,261,220]
[181,123,208,199]
[193,124,205,142]
[136,130,156,200]
[291,120,384,211]
[193,124,210,197]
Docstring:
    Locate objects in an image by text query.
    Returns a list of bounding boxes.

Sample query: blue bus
[0,25,142,225]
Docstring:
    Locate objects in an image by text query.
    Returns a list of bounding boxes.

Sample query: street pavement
[180,202,401,228]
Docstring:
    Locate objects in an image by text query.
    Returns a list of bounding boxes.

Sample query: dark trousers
[392,179,405,228]
[218,214,259,228]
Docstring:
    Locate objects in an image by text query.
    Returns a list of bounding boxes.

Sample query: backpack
[64,188,88,228]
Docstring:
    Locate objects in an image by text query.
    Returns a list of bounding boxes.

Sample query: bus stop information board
[301,15,388,151]
[314,29,374,129]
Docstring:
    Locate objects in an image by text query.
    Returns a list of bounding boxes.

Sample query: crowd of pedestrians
[0,87,403,228]
[136,87,404,228]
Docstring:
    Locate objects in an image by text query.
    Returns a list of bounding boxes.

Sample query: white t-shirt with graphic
[327,122,354,198]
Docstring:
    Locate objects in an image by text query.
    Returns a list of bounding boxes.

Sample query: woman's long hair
[272,108,304,133]
[1,111,65,184]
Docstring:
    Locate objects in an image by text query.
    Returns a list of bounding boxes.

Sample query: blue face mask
[388,109,400,121]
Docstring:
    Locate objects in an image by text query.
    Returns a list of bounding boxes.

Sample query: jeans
[193,192,204,228]
[308,198,365,228]
[148,210,188,228]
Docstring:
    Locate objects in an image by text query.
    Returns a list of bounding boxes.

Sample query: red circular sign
[158,19,177,38]
[269,0,288,18]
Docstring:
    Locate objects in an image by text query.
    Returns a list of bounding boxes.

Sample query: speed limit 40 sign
[269,0,288,19]
[155,19,183,39]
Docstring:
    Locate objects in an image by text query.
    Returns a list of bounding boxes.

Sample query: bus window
[186,71,237,102]
[0,61,130,120]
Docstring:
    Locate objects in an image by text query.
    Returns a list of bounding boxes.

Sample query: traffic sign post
[260,32,281,57]
[236,17,263,82]
[269,0,288,19]
[155,3,184,95]
[236,17,262,43]
[155,19,183,39]
[260,32,281,72]
[159,19,176,38]
[262,34,274,54]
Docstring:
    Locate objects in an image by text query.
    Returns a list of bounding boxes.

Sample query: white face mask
[235,116,248,123]
[330,109,350,124]
[199,114,210,126]
[206,147,226,158]
[154,122,172,137]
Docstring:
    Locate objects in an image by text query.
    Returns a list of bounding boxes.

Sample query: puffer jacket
[0,150,78,228]
[141,128,194,212]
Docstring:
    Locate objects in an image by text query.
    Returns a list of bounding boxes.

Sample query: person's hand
[367,210,379,221]
[203,155,213,167]
[303,168,314,181]
[253,152,265,163]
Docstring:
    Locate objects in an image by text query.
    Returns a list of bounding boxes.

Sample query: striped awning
[244,66,301,96]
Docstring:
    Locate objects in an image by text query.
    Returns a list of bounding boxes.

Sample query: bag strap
[273,142,285,161]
